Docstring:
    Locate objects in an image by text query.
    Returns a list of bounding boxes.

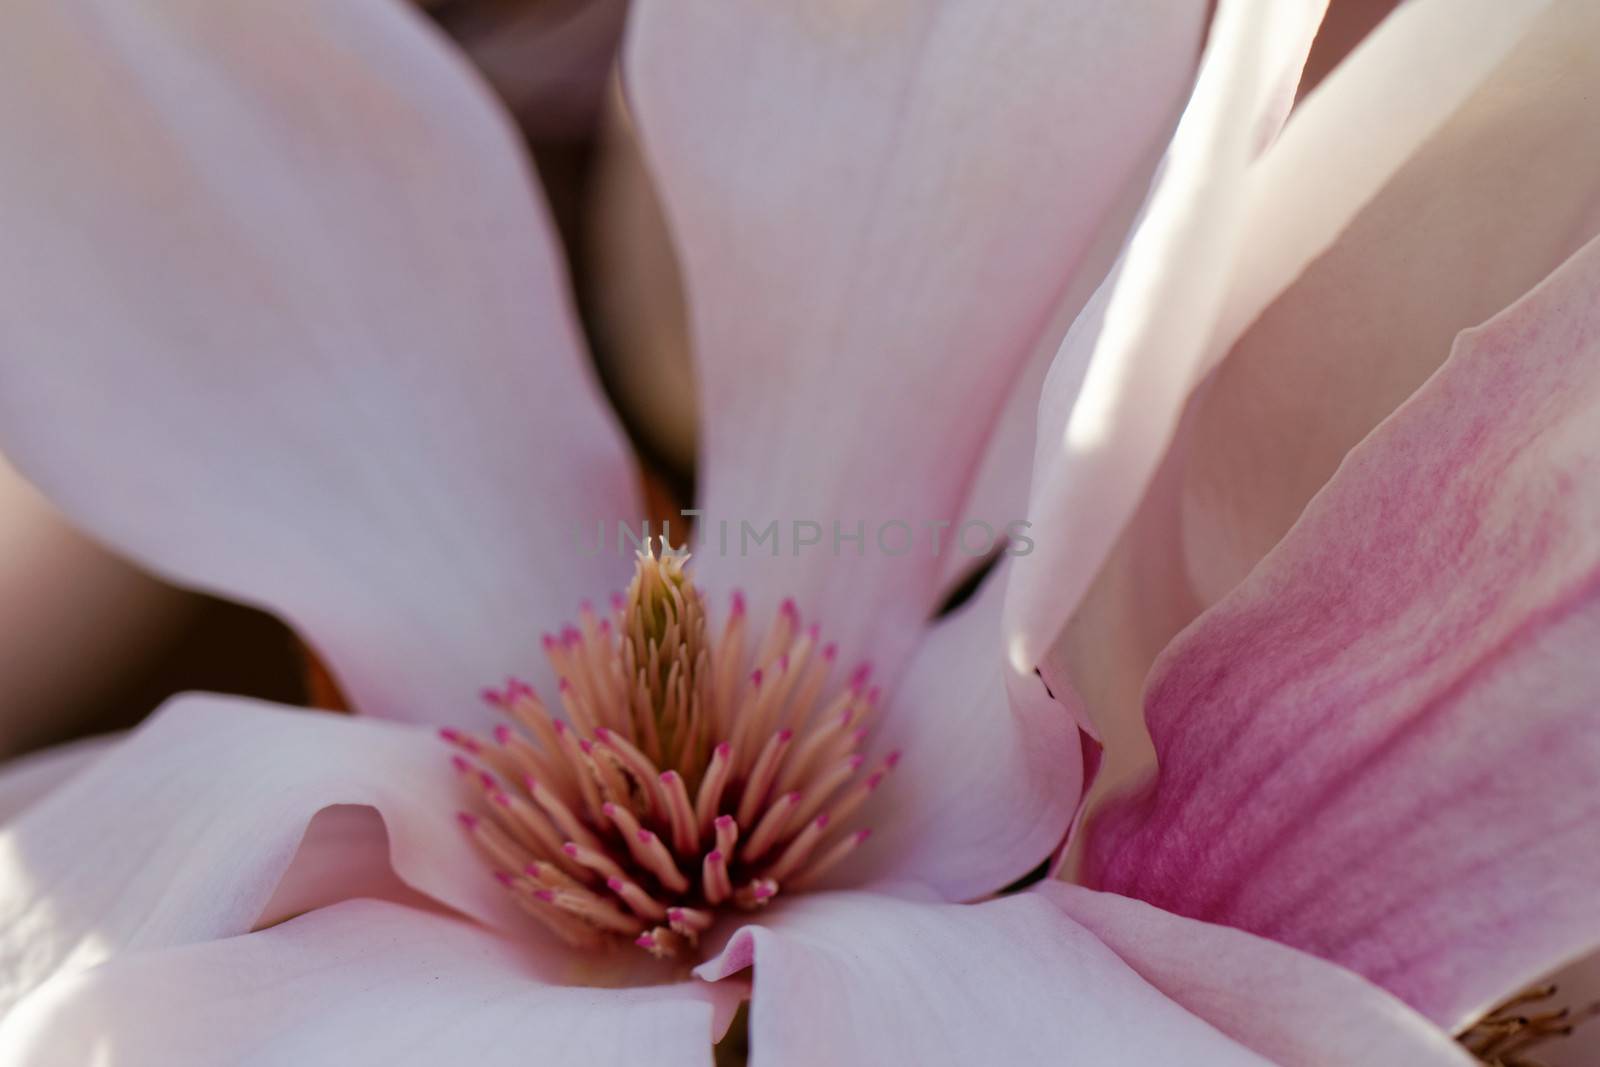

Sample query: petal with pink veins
[1086,234,1600,1030]
[0,0,640,731]
[828,562,1081,900]
[1011,0,1558,788]
[0,898,737,1067]
[625,0,1208,679]
[1184,0,1600,603]
[0,693,579,1014]
[697,884,1471,1067]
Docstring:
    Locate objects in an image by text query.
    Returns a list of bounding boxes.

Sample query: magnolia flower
[0,3,1592,1067]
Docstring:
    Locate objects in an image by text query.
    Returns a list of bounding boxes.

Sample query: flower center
[442,544,897,959]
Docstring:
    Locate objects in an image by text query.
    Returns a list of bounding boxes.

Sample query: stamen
[1457,983,1600,1065]
[742,792,802,862]
[446,544,893,959]
[790,829,873,890]
[694,742,734,831]
[609,876,669,921]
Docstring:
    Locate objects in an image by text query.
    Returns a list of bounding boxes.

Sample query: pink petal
[626,0,1208,677]
[696,885,1470,1066]
[1086,234,1600,1029]
[255,803,442,929]
[0,694,545,1014]
[1184,0,1600,602]
[1022,0,1571,797]
[0,733,118,825]
[0,898,736,1067]
[832,564,1081,899]
[1002,0,1328,678]
[1049,885,1474,1066]
[0,0,639,730]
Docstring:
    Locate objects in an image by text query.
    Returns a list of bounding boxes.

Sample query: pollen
[443,543,896,959]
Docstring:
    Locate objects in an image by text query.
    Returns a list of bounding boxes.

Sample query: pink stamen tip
[778,728,794,742]
[706,850,723,863]
[866,772,886,790]
[493,871,515,887]
[562,627,582,647]
[493,724,512,745]
[815,814,831,829]
[848,754,865,770]
[580,600,594,615]
[611,592,626,612]
[607,876,625,892]
[479,687,503,706]
[714,815,735,831]
[541,633,558,650]
[553,721,569,737]
[750,669,763,687]
[780,598,798,619]
[490,791,511,807]
[438,727,461,744]
[779,655,789,672]
[593,727,612,742]
[635,933,656,948]
[602,802,618,817]
[637,829,656,844]
[849,663,873,689]
[823,643,838,661]
[523,775,539,792]
[715,742,732,759]
[731,590,746,615]
[535,889,557,903]
[579,739,595,755]
[506,677,532,695]
[598,620,612,635]
[558,677,573,693]
[450,754,471,774]
[660,771,674,783]
[806,624,820,641]
[755,884,776,900]
[855,829,873,843]
[885,751,902,768]
[867,686,882,705]
[666,907,683,921]
[456,812,480,830]
[562,843,580,857]
[477,771,496,789]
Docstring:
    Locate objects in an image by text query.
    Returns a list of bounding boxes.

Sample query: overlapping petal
[696,884,1471,1067]
[1003,0,1328,682]
[625,0,1208,679]
[828,564,1080,899]
[0,694,532,1014]
[0,0,639,730]
[1184,0,1600,600]
[0,899,736,1067]
[1086,235,1600,1029]
[1014,0,1563,787]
